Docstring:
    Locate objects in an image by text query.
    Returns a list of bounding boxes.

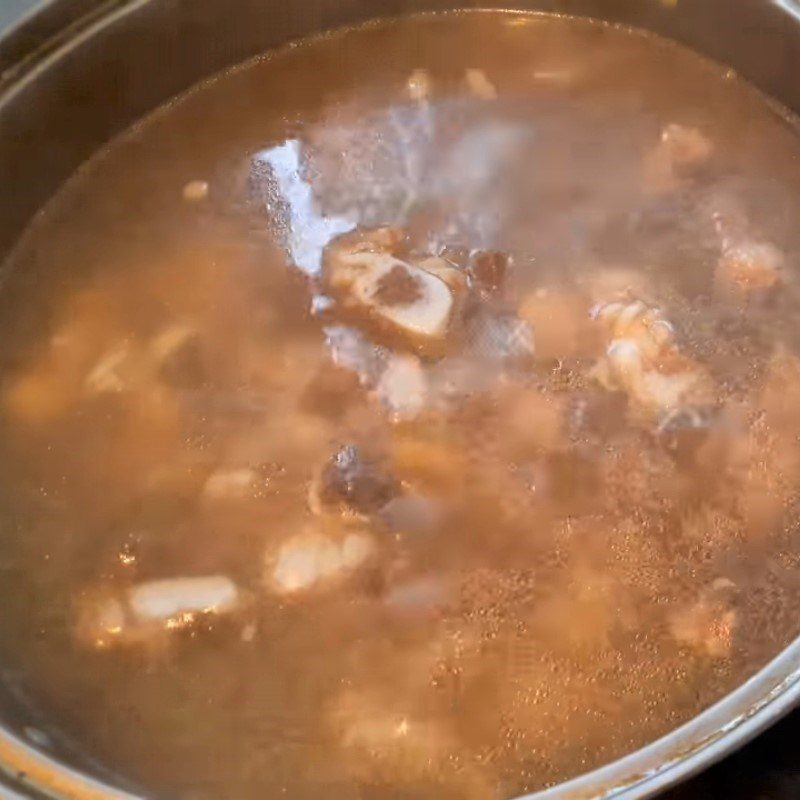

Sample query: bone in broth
[2,10,800,800]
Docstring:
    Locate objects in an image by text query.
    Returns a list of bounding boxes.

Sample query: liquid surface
[2,11,800,799]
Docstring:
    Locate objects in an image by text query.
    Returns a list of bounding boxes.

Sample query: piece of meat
[714,238,783,302]
[643,123,713,193]
[468,249,508,293]
[84,342,133,395]
[202,467,259,500]
[590,298,715,422]
[406,69,432,103]
[182,179,209,202]
[411,255,469,293]
[151,321,204,388]
[312,445,400,517]
[375,353,429,421]
[267,527,375,595]
[323,228,460,353]
[669,587,737,658]
[658,124,714,168]
[75,575,241,649]
[464,68,498,100]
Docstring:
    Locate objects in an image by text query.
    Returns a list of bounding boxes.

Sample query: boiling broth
[2,11,800,799]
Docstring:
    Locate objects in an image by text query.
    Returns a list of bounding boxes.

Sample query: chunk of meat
[658,123,714,168]
[311,445,400,516]
[643,123,713,193]
[329,687,457,782]
[465,68,498,100]
[323,228,459,352]
[75,575,241,649]
[375,353,429,421]
[468,249,508,293]
[715,239,783,302]
[202,467,259,500]
[84,342,134,394]
[406,68,432,103]
[267,527,375,595]
[85,321,203,396]
[669,589,737,658]
[590,298,714,421]
[591,299,675,360]
[182,179,209,202]
[411,255,469,293]
[151,321,204,388]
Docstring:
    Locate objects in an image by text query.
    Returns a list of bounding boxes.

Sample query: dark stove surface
[663,707,800,799]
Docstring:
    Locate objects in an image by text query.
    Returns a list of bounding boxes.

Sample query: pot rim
[1,1,800,798]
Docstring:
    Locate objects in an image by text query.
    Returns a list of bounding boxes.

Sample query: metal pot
[0,1,799,798]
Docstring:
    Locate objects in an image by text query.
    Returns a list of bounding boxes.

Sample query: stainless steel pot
[1,1,800,798]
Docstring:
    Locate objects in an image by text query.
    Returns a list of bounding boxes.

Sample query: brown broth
[2,10,800,799]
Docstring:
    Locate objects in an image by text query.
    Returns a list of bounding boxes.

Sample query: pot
[0,1,799,798]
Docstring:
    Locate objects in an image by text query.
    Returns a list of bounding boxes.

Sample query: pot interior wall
[0,0,799,794]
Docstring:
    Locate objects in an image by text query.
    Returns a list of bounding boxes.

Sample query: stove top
[664,707,800,799]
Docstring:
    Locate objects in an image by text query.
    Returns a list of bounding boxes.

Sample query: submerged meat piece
[151,321,204,388]
[330,687,457,782]
[75,575,241,649]
[411,255,469,293]
[465,68,498,100]
[375,353,429,421]
[658,124,714,168]
[182,179,209,202]
[128,577,239,621]
[643,123,713,193]
[591,298,714,420]
[312,445,400,516]
[468,249,508,293]
[84,321,203,396]
[714,238,784,302]
[591,299,675,359]
[268,527,375,595]
[84,342,133,394]
[656,405,716,463]
[323,228,459,352]
[669,584,737,658]
[202,467,259,500]
[406,68,432,102]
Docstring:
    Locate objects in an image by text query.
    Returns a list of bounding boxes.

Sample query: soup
[2,10,800,799]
